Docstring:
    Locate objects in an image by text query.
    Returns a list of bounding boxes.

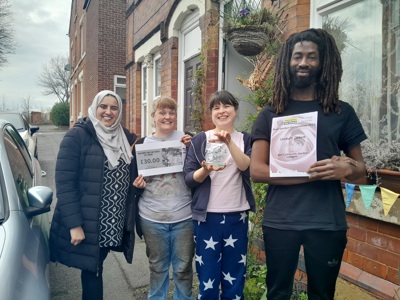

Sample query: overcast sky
[0,0,71,111]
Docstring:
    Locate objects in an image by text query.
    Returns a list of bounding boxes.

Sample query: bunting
[359,185,377,210]
[380,187,400,216]
[344,183,399,215]
[344,183,355,207]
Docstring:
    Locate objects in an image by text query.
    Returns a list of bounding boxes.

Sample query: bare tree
[0,0,16,70]
[37,55,70,103]
[20,95,31,122]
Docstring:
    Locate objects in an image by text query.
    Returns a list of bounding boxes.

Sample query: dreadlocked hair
[271,28,343,114]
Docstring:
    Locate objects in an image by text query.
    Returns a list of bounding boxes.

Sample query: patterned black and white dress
[99,158,130,247]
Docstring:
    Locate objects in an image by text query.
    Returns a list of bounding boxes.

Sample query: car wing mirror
[25,186,53,217]
[30,125,40,135]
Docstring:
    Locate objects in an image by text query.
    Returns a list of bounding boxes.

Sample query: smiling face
[96,95,120,127]
[153,107,176,135]
[289,41,321,89]
[211,102,237,132]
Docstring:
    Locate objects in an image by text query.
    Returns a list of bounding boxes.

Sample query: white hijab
[88,90,133,170]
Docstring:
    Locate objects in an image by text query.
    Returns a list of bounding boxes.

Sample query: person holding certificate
[49,90,137,300]
[132,97,194,300]
[183,90,255,299]
[251,29,367,300]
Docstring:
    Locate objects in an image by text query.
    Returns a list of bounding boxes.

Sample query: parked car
[0,119,53,300]
[0,111,39,158]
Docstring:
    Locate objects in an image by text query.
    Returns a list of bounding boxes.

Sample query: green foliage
[244,183,268,300]
[244,253,267,300]
[291,291,308,300]
[221,0,284,33]
[188,50,206,133]
[241,71,275,132]
[248,182,267,244]
[50,101,69,126]
[244,278,265,300]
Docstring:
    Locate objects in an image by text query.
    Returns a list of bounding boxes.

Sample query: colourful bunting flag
[345,183,355,207]
[380,187,400,216]
[359,185,377,210]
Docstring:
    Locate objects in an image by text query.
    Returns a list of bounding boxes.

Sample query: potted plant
[360,139,400,193]
[220,0,285,56]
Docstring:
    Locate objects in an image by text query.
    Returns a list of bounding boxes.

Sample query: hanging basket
[225,26,270,56]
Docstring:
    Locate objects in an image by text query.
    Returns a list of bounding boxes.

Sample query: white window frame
[153,54,161,98]
[114,75,127,103]
[78,71,84,119]
[70,85,75,122]
[141,64,148,137]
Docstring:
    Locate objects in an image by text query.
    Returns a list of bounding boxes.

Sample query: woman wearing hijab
[49,90,137,300]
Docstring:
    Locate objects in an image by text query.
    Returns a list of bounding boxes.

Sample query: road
[36,125,150,300]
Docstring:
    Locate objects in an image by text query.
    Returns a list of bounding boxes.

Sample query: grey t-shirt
[138,130,192,223]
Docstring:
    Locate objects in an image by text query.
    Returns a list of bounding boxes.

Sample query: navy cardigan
[183,131,255,222]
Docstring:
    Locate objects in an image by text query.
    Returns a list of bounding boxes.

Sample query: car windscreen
[0,113,25,131]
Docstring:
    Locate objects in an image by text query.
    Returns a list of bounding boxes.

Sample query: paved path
[37,125,196,300]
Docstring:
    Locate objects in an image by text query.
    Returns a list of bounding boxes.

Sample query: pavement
[38,124,198,300]
[50,239,152,300]
[40,124,391,300]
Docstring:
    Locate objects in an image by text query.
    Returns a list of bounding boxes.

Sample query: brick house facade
[66,0,399,297]
[125,0,219,136]
[68,0,127,127]
[125,0,400,297]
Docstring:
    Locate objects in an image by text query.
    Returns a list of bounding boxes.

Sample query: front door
[183,55,201,133]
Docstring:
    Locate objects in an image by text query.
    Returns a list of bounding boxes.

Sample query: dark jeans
[81,247,110,300]
[263,227,347,300]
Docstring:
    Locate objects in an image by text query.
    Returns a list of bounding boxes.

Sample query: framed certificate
[270,111,318,177]
[135,140,185,176]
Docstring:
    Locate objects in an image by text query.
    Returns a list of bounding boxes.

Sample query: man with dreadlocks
[250,28,367,300]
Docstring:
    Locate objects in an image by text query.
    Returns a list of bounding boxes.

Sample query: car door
[1,124,50,300]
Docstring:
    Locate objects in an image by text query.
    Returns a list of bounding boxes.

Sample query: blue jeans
[140,217,194,300]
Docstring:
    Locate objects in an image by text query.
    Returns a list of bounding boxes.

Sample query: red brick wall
[69,0,126,126]
[265,0,311,38]
[345,213,400,285]
[83,1,99,115]
[69,0,87,126]
[125,63,142,136]
[132,0,173,47]
[160,37,179,100]
[124,0,223,135]
[199,7,219,131]
[30,111,42,124]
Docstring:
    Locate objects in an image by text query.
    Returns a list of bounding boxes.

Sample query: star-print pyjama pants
[194,211,249,300]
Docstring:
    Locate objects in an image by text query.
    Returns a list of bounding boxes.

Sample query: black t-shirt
[251,99,367,231]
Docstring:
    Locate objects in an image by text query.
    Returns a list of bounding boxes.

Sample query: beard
[290,67,319,89]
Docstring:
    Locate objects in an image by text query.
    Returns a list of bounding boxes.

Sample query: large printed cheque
[270,111,318,177]
[135,140,185,177]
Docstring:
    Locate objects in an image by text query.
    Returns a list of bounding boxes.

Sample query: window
[313,0,400,143]
[4,126,33,208]
[114,75,126,104]
[80,23,84,58]
[141,64,148,136]
[70,85,75,122]
[154,55,161,98]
